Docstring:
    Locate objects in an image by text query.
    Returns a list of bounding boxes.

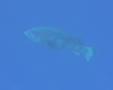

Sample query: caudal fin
[83,47,95,62]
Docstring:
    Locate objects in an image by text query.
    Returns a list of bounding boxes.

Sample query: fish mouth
[24,31,32,38]
[24,31,29,36]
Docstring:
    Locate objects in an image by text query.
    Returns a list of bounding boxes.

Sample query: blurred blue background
[0,0,113,90]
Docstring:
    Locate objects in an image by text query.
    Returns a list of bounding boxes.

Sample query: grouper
[24,27,94,62]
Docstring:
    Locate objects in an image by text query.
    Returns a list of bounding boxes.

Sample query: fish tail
[83,47,95,62]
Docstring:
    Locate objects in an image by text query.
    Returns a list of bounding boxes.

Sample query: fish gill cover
[24,27,94,62]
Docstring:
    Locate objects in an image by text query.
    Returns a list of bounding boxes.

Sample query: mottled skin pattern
[25,27,84,54]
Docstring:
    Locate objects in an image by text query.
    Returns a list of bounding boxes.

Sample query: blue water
[0,0,113,90]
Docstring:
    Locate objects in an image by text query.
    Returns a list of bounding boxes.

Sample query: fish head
[24,29,41,43]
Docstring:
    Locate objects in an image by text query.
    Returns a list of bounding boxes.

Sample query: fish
[24,27,94,62]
